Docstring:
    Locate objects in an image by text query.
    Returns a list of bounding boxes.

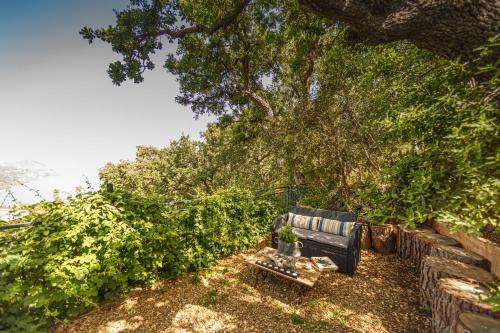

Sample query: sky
[0,0,213,204]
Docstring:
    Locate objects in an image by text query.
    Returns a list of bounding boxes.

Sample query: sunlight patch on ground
[102,316,143,333]
[169,304,236,332]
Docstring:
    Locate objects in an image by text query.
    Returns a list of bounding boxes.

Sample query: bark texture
[397,226,434,262]
[430,244,490,270]
[361,223,372,250]
[298,0,500,60]
[414,233,460,271]
[419,256,497,311]
[370,224,397,254]
[432,278,499,333]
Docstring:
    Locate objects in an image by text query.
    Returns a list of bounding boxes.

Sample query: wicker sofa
[271,206,362,276]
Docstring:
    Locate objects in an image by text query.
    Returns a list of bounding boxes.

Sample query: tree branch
[140,0,251,40]
[242,89,274,118]
[297,0,500,60]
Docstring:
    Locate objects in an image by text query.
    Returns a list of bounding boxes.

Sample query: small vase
[278,239,303,257]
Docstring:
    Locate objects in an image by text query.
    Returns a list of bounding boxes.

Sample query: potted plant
[277,224,303,257]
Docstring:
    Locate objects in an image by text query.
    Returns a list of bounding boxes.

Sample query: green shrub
[0,188,276,332]
[278,224,298,243]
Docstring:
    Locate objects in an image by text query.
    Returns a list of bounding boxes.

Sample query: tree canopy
[83,0,499,235]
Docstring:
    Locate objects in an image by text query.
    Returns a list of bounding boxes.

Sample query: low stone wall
[431,221,500,279]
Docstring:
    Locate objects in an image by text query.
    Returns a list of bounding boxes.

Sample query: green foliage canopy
[0,188,276,332]
[86,1,499,235]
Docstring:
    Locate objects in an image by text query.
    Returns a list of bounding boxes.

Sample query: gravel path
[52,244,431,333]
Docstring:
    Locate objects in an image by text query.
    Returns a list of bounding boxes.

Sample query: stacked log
[454,312,500,333]
[420,256,497,311]
[370,224,397,254]
[431,278,499,333]
[360,223,372,250]
[430,244,490,270]
[397,226,435,261]
[414,233,460,270]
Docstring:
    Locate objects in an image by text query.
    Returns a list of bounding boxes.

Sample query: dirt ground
[52,244,431,333]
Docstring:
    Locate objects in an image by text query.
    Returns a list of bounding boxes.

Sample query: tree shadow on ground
[51,245,430,333]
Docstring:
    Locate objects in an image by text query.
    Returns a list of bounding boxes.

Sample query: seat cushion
[292,227,349,248]
[291,227,316,239]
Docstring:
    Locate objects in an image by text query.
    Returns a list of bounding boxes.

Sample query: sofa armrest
[346,223,362,276]
[347,223,362,250]
[271,213,288,232]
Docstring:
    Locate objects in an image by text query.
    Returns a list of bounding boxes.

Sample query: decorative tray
[255,259,299,278]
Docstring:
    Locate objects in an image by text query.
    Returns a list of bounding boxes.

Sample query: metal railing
[256,185,307,213]
[0,222,33,230]
[0,185,307,233]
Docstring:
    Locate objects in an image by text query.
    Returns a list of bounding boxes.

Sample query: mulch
[51,242,431,333]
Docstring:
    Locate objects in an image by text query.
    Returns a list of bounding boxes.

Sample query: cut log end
[413,231,460,269]
[370,224,397,254]
[418,233,461,247]
[430,244,490,270]
[432,278,499,333]
[420,256,497,311]
[455,312,500,333]
[397,226,435,260]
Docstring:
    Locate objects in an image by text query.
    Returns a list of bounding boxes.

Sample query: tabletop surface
[245,247,322,287]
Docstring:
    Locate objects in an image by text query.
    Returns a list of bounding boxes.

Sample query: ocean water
[0,170,100,207]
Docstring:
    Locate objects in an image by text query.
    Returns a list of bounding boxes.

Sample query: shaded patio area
[52,242,431,333]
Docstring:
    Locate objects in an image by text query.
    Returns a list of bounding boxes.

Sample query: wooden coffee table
[245,247,322,292]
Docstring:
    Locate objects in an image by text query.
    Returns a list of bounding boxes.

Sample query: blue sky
[0,0,212,204]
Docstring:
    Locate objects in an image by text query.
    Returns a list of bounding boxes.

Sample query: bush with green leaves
[0,188,276,332]
[358,37,499,233]
[278,224,298,244]
[484,285,500,312]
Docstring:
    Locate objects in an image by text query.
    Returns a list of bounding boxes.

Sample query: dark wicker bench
[271,206,362,276]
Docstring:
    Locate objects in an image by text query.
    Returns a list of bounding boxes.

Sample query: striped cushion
[317,217,355,236]
[288,213,319,231]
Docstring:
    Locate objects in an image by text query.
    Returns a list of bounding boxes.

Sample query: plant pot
[277,239,303,257]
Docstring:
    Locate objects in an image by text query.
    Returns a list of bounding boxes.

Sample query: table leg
[299,285,308,297]
[254,269,266,287]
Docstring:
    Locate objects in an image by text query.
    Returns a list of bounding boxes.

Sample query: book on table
[310,257,338,272]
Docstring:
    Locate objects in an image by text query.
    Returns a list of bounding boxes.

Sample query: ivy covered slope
[0,188,276,332]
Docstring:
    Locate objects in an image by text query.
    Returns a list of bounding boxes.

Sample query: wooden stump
[370,224,397,254]
[397,226,435,261]
[415,233,460,270]
[431,278,499,333]
[430,244,490,270]
[454,312,500,333]
[420,256,497,311]
[360,224,372,250]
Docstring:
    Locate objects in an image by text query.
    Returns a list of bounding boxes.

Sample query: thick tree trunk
[432,278,499,333]
[397,226,434,262]
[298,0,500,60]
[361,223,372,250]
[419,256,497,311]
[454,312,500,333]
[430,244,490,270]
[370,224,397,254]
[414,233,460,271]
